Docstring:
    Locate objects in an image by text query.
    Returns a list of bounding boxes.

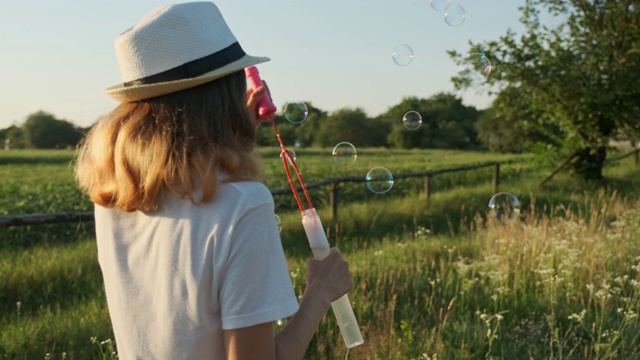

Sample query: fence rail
[1,161,504,227]
[3,149,638,228]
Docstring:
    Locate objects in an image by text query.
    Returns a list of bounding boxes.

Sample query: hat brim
[105,55,270,102]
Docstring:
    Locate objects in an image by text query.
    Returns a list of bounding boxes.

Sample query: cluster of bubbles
[430,0,467,27]
[280,101,395,195]
[275,3,496,204]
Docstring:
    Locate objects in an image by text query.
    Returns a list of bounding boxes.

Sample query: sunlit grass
[1,149,640,359]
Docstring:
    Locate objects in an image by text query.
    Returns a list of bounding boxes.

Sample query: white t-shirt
[95,180,299,360]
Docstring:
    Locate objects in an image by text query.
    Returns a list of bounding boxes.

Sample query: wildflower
[624,310,637,320]
[568,309,587,323]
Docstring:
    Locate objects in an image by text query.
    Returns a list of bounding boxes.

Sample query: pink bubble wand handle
[245,66,277,118]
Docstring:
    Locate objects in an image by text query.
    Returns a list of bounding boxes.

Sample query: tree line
[0,111,89,150]
[3,1,638,182]
[0,93,502,151]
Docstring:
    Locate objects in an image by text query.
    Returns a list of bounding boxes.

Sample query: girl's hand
[304,247,354,307]
[246,82,273,127]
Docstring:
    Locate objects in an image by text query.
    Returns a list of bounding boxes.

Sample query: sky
[0,0,526,129]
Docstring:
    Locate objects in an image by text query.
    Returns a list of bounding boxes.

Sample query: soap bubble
[366,167,394,194]
[332,142,358,167]
[279,148,296,165]
[274,214,282,232]
[403,111,423,130]
[488,192,521,224]
[458,52,492,78]
[444,3,466,27]
[430,0,449,11]
[392,44,414,66]
[283,102,308,124]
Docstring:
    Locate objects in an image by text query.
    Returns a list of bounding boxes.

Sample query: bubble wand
[245,66,364,348]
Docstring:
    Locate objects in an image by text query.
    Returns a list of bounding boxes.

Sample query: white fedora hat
[105,2,269,102]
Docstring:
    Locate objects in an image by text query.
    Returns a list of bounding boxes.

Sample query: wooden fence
[0,161,504,228]
[3,148,638,228]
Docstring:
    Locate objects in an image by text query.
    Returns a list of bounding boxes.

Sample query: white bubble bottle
[301,208,364,348]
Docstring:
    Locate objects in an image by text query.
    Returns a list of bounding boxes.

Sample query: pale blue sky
[0,0,525,129]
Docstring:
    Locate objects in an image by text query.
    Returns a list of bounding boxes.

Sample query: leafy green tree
[22,111,83,149]
[450,0,640,179]
[384,93,481,149]
[292,103,327,147]
[255,102,327,148]
[313,107,372,148]
[256,114,297,147]
[476,87,562,154]
[0,125,27,149]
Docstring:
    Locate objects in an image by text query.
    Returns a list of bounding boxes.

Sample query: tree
[22,111,84,149]
[313,108,373,147]
[0,125,27,149]
[450,0,640,179]
[256,114,297,147]
[476,87,562,153]
[384,93,481,149]
[255,102,328,148]
[292,102,327,147]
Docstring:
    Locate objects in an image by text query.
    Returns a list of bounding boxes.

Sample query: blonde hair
[75,71,264,212]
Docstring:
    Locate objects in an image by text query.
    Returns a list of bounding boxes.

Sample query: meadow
[1,148,640,359]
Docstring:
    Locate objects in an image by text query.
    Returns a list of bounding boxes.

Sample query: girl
[75,2,354,359]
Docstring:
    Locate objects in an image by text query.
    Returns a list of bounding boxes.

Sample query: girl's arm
[224,248,353,360]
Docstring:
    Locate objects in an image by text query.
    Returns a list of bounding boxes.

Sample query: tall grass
[1,149,640,359]
[282,190,640,359]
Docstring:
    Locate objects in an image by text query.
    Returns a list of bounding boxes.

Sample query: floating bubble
[430,0,449,11]
[392,44,414,66]
[444,3,466,27]
[279,148,296,165]
[274,214,282,233]
[488,192,521,224]
[458,52,492,78]
[332,142,358,167]
[284,102,309,124]
[403,111,423,130]
[366,167,394,194]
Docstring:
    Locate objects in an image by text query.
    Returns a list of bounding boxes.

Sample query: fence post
[330,181,339,220]
[424,174,431,204]
[492,163,500,194]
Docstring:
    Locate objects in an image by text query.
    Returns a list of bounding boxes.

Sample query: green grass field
[1,148,640,359]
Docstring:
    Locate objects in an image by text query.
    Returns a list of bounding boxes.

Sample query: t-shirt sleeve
[219,201,299,330]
